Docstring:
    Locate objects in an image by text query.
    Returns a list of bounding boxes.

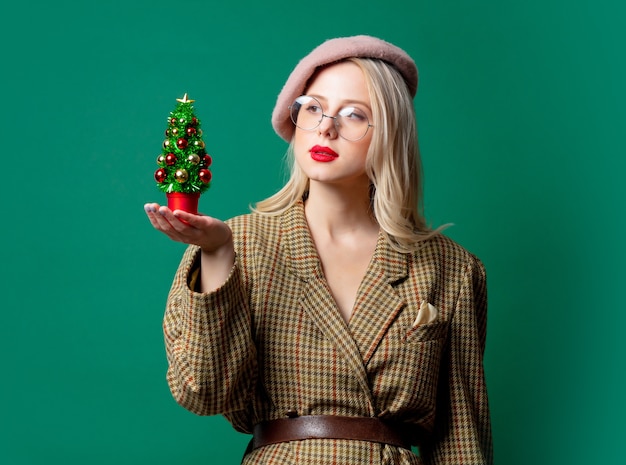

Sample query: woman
[145,35,492,465]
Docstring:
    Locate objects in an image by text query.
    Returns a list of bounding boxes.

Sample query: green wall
[1,1,623,463]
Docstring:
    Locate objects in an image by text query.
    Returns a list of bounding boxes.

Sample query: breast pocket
[403,320,448,344]
[370,321,450,413]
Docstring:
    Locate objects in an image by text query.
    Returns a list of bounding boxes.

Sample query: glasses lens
[290,96,323,131]
[289,95,372,141]
[336,106,370,141]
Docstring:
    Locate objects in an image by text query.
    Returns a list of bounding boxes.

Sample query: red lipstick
[310,145,338,162]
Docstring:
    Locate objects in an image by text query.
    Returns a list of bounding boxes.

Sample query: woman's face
[293,61,373,189]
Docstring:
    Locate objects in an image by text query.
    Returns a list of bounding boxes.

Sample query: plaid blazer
[164,201,492,464]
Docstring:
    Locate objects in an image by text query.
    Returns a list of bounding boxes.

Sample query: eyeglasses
[289,95,374,141]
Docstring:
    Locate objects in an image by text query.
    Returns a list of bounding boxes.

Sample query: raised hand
[144,203,235,291]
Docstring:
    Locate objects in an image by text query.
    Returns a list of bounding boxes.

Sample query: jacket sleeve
[422,256,493,465]
[163,245,257,416]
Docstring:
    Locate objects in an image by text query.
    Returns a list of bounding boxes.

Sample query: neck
[304,179,377,236]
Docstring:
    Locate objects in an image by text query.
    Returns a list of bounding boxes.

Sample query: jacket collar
[283,200,409,284]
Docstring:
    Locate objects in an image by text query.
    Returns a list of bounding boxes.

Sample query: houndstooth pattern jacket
[163,201,492,464]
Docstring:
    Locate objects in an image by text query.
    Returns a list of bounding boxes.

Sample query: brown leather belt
[252,415,416,450]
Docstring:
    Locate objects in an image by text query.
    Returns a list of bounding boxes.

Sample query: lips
[310,145,338,162]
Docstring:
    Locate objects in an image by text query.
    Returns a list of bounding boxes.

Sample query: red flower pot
[166,192,200,214]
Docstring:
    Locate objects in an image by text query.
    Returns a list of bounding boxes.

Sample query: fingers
[158,206,189,230]
[144,203,159,215]
[144,203,232,252]
[145,203,197,228]
[172,209,204,227]
[144,203,165,230]
[144,203,188,241]
[144,203,213,245]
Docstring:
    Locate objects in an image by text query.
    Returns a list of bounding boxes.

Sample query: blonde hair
[253,57,441,252]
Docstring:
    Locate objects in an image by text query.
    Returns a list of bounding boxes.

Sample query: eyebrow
[308,94,372,110]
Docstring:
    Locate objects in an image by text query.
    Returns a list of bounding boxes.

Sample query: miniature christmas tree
[154,94,212,214]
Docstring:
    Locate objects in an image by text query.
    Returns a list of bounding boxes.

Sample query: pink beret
[271,35,418,142]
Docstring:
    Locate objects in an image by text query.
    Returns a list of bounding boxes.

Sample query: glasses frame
[289,95,374,141]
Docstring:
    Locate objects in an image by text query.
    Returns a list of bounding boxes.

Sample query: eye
[294,96,323,114]
[304,104,322,115]
[339,106,368,122]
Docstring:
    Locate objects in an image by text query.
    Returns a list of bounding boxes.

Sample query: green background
[1,0,624,463]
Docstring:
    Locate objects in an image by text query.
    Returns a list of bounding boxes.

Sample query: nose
[317,114,338,138]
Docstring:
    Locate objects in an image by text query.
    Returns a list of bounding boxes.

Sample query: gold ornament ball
[188,153,201,164]
[172,127,179,135]
[193,140,205,149]
[175,169,189,183]
[157,155,166,165]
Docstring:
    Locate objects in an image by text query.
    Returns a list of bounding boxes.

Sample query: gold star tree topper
[176,93,195,104]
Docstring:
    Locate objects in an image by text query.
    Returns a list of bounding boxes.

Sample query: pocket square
[412,302,438,327]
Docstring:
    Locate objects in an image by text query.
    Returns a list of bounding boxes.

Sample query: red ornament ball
[165,153,177,165]
[154,168,167,183]
[203,154,212,167]
[169,117,177,125]
[191,117,198,126]
[198,169,212,184]
[177,138,188,149]
[186,127,197,137]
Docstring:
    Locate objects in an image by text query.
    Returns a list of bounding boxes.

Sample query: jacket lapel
[348,233,409,365]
